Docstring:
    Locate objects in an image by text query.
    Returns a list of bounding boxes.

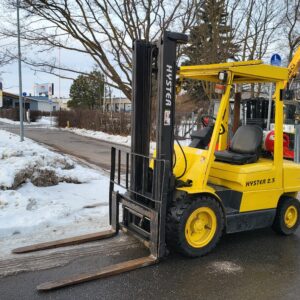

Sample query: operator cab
[190,123,263,165]
[189,114,263,165]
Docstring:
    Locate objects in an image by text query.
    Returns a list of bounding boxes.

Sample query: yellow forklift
[171,59,300,256]
[12,31,300,290]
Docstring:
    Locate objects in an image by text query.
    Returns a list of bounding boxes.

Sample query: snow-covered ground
[0,123,191,256]
[35,116,57,126]
[0,129,100,189]
[64,127,131,147]
[64,127,191,150]
[0,130,111,255]
[0,115,191,149]
[0,116,57,126]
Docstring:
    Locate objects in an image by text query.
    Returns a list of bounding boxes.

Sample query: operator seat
[215,125,263,165]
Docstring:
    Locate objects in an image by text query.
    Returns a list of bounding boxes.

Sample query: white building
[52,97,71,110]
[3,92,60,112]
[105,97,131,112]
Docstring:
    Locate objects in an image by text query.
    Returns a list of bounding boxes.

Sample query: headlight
[218,71,228,82]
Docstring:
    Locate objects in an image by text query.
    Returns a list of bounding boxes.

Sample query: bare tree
[1,0,201,99]
[0,51,14,69]
[226,0,283,96]
[234,0,283,61]
[283,0,300,62]
[0,30,15,71]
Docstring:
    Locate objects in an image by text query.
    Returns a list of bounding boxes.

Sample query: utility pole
[103,75,106,112]
[17,0,24,141]
[58,41,61,99]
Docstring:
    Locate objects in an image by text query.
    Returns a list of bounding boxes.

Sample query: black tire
[166,193,224,257]
[272,196,300,235]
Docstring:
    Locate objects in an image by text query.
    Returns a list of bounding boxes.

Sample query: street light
[17,0,24,141]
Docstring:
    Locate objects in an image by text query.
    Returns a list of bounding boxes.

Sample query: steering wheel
[200,114,225,135]
[200,115,216,127]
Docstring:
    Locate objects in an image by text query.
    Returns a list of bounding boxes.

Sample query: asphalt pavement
[1,124,300,299]
[0,123,128,171]
[1,228,300,299]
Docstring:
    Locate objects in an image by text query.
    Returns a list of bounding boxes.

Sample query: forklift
[12,31,300,290]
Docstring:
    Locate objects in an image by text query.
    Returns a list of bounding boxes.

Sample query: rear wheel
[272,196,300,235]
[166,193,224,257]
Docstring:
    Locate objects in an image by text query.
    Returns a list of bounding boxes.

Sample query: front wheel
[272,196,300,235]
[166,193,224,257]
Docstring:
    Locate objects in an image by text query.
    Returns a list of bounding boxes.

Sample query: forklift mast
[131,31,188,257]
[131,32,188,177]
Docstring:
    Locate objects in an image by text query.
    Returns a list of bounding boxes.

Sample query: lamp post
[17,0,24,141]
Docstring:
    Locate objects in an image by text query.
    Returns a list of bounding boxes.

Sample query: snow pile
[64,127,191,151]
[0,130,100,189]
[0,129,111,239]
[0,118,18,125]
[0,180,109,238]
[64,127,131,147]
[0,116,57,126]
[35,116,57,126]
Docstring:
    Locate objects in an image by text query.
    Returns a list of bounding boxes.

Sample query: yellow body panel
[283,160,300,193]
[172,56,300,217]
[179,60,288,83]
[174,145,282,211]
[173,145,300,212]
[210,159,278,191]
[287,46,300,82]
[239,190,282,212]
[228,65,288,82]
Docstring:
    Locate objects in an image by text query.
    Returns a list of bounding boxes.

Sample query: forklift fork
[12,230,116,254]
[35,173,162,291]
[37,256,157,291]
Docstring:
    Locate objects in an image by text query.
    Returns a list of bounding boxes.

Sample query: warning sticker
[164,110,171,126]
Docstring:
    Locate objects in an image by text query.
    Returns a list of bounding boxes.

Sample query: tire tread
[272,196,300,235]
[166,193,224,257]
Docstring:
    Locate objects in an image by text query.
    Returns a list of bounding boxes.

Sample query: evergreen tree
[184,0,239,103]
[68,71,105,109]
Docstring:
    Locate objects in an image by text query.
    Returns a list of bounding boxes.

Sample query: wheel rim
[185,207,217,248]
[284,205,298,228]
